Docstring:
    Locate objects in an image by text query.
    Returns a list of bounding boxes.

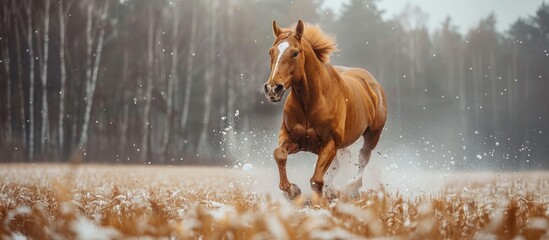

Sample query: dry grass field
[1,164,549,239]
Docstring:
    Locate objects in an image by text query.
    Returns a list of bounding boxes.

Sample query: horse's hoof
[284,183,302,200]
[347,190,360,199]
[324,187,338,201]
[345,180,362,199]
[345,188,360,199]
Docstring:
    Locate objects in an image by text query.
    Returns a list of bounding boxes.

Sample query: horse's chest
[286,121,324,152]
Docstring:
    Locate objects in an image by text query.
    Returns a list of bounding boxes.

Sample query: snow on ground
[1,164,549,239]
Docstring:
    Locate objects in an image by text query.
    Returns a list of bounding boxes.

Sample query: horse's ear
[272,20,282,37]
[295,20,304,40]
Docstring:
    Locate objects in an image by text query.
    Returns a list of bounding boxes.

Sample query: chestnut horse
[263,20,387,199]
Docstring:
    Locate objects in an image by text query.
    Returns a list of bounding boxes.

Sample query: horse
[263,20,387,199]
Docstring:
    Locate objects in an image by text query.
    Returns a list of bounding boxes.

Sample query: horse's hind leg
[345,128,382,197]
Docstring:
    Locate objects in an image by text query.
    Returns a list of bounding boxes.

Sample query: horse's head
[263,20,305,103]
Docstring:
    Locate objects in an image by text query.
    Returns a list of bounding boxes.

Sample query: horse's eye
[292,51,299,58]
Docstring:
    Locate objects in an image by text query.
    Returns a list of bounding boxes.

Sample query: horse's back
[334,65,387,131]
[334,66,379,90]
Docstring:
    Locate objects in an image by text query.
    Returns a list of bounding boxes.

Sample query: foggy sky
[324,0,545,33]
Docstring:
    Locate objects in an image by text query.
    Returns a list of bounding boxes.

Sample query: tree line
[0,0,547,168]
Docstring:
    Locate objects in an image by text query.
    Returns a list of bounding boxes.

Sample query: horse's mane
[281,23,338,63]
[302,24,338,62]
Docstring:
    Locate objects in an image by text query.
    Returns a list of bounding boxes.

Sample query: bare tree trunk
[506,68,514,130]
[2,49,12,144]
[181,2,197,131]
[1,4,12,143]
[39,0,51,154]
[408,33,416,93]
[242,72,253,154]
[477,54,483,131]
[5,56,12,144]
[198,1,217,152]
[218,3,228,131]
[223,14,236,159]
[489,52,497,131]
[13,3,27,152]
[224,61,237,159]
[58,0,72,157]
[511,43,518,141]
[71,101,78,148]
[395,49,402,130]
[119,49,130,159]
[79,1,93,150]
[79,1,109,150]
[151,25,165,161]
[70,77,78,151]
[458,52,467,142]
[523,57,530,144]
[23,0,35,160]
[162,5,180,159]
[225,68,234,124]
[471,54,478,131]
[141,4,154,163]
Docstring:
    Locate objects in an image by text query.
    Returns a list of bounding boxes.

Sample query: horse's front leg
[310,139,337,196]
[273,130,300,199]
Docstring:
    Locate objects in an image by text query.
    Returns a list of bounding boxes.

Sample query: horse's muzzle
[264,83,285,102]
[268,91,285,102]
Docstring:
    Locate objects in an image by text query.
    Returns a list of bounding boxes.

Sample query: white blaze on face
[268,41,290,89]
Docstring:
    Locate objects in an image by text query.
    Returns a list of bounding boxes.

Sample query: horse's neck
[292,47,337,107]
